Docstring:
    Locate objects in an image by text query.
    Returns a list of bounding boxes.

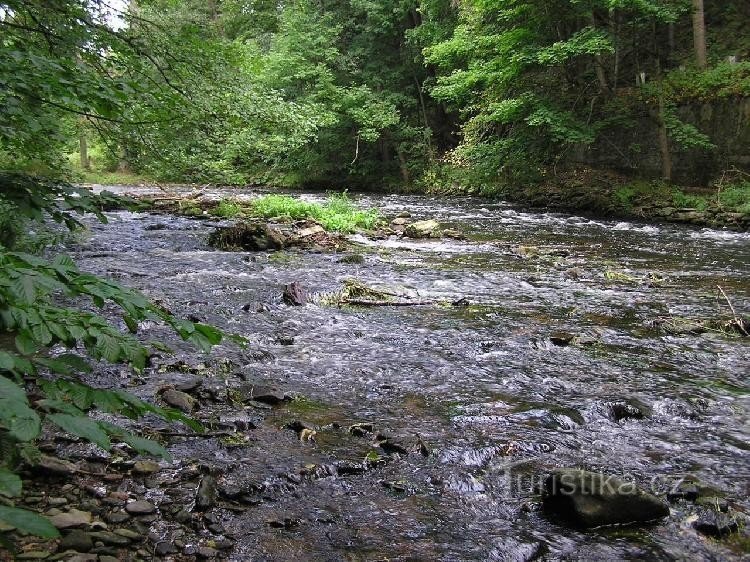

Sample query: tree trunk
[590,12,610,93]
[692,0,707,69]
[657,96,672,182]
[79,130,90,170]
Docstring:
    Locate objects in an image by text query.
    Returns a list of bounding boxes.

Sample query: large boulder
[404,219,439,239]
[208,223,287,251]
[542,468,669,528]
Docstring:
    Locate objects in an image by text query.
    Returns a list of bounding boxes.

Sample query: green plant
[718,181,750,213]
[672,190,709,210]
[0,174,232,540]
[250,192,380,233]
[213,198,245,218]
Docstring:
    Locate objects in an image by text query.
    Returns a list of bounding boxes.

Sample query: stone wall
[569,97,750,185]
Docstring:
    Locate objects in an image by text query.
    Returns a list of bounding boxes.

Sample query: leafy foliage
[250,192,381,232]
[0,173,231,537]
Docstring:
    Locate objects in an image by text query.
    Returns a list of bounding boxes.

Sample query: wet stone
[114,528,142,540]
[156,541,179,556]
[667,481,699,503]
[104,510,130,524]
[542,468,670,528]
[133,460,161,475]
[125,500,156,515]
[197,546,220,559]
[88,530,131,546]
[693,508,740,537]
[59,530,94,552]
[282,281,307,306]
[238,383,288,405]
[195,475,217,511]
[175,376,204,392]
[608,399,650,421]
[161,388,197,413]
[17,553,51,561]
[50,509,93,529]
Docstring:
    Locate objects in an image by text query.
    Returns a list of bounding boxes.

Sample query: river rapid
[71,187,748,561]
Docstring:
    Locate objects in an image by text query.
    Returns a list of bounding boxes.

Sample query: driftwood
[337,298,435,307]
[717,285,749,336]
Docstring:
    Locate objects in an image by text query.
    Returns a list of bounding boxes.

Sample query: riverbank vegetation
[2,1,748,200]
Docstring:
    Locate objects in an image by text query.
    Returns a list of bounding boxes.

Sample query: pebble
[47,497,68,507]
[125,500,156,515]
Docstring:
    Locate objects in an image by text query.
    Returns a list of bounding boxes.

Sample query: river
[72,187,749,560]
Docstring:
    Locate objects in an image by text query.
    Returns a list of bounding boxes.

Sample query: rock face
[542,469,670,528]
[404,219,439,239]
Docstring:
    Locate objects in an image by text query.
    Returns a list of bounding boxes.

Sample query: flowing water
[72,188,749,560]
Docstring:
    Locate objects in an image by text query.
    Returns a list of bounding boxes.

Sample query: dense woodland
[1,0,749,191]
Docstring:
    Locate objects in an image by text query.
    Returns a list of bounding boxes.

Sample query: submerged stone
[542,468,669,528]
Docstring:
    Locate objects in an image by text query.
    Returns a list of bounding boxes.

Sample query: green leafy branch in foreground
[0,175,234,540]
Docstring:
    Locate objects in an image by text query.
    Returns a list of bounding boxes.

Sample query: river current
[73,187,748,561]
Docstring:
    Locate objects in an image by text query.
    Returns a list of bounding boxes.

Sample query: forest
[1,1,749,561]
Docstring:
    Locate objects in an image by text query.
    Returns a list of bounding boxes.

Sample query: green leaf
[47,414,111,450]
[0,351,15,371]
[0,505,59,538]
[195,323,222,345]
[0,376,41,442]
[101,423,170,459]
[0,467,22,498]
[14,331,38,355]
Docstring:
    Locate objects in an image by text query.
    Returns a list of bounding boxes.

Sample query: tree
[692,0,708,68]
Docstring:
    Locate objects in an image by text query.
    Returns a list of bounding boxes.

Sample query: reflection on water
[77,187,749,560]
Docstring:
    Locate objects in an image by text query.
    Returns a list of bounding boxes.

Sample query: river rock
[161,388,197,413]
[238,383,288,405]
[542,468,669,527]
[125,500,156,515]
[282,281,307,306]
[50,509,93,529]
[404,219,439,239]
[693,508,739,537]
[60,529,94,552]
[608,399,650,421]
[666,480,699,503]
[208,223,286,251]
[37,455,78,475]
[133,460,161,475]
[195,475,217,511]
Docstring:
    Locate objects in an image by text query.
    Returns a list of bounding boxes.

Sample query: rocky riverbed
[3,187,749,561]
